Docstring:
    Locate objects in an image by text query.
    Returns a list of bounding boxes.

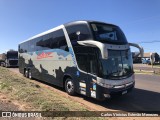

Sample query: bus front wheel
[65,78,75,96]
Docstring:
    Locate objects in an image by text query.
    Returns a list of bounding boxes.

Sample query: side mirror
[76,31,80,36]
[129,43,144,58]
[76,31,81,41]
[77,40,108,59]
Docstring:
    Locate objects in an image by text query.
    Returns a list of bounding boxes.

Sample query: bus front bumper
[95,74,135,100]
[97,81,135,100]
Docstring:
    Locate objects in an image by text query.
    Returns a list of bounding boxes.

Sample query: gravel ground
[0,92,38,120]
[0,92,20,111]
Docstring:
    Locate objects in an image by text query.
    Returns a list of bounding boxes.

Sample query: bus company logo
[37,52,53,59]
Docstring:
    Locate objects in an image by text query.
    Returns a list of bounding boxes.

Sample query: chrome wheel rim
[67,81,73,93]
[29,71,31,79]
[25,70,28,77]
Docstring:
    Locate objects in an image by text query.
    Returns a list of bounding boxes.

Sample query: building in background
[132,52,160,64]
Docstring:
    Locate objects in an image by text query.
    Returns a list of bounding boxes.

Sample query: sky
[0,0,160,54]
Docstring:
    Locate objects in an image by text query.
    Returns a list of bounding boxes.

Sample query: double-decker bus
[18,20,143,100]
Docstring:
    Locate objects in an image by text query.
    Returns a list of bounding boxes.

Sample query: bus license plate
[122,90,127,95]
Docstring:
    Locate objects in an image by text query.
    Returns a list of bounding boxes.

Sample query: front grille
[9,60,18,66]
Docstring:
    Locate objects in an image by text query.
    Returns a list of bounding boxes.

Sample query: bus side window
[76,54,88,72]
[21,42,28,53]
[18,45,23,53]
[66,24,91,45]
[59,39,69,51]
[58,30,69,52]
[36,36,49,51]
[50,29,69,51]
[35,29,69,51]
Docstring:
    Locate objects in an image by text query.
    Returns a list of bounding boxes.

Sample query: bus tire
[28,69,32,79]
[23,69,26,77]
[65,78,75,96]
[25,69,29,78]
[5,64,8,68]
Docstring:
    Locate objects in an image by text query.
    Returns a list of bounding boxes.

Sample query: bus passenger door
[86,53,98,98]
[76,53,98,98]
[76,53,89,96]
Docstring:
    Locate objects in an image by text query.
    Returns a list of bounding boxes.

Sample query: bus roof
[64,20,117,27]
[19,20,117,44]
[19,25,64,44]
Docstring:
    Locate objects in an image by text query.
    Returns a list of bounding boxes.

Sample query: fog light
[104,94,111,98]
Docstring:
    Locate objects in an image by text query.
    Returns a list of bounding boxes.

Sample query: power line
[137,40,160,44]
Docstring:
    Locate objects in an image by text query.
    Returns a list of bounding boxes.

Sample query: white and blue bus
[18,20,143,100]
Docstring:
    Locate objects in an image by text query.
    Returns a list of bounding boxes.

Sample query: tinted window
[59,37,69,51]
[36,29,68,51]
[7,52,18,58]
[66,24,91,46]
[76,54,88,72]
[18,45,23,53]
[88,54,97,75]
[99,49,133,79]
[34,37,47,51]
[28,39,36,52]
[90,23,128,44]
[19,42,28,53]
[20,29,68,53]
[76,53,98,74]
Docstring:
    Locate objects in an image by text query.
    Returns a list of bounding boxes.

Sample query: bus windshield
[7,52,18,59]
[90,23,128,44]
[99,49,133,79]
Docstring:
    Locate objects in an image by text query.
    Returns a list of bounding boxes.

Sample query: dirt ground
[0,92,38,120]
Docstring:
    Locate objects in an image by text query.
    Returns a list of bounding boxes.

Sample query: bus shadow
[82,88,160,111]
[32,78,65,91]
[30,78,160,112]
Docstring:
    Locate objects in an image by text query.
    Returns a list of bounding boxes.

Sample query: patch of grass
[134,70,160,76]
[134,69,153,74]
[155,65,160,67]
[0,67,105,120]
[153,63,160,67]
[0,81,13,92]
[155,72,160,75]
[0,82,9,89]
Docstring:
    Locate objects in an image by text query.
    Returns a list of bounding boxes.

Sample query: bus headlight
[104,94,111,98]
[99,83,114,88]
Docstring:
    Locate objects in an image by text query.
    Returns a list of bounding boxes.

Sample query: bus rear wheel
[5,64,8,68]
[28,69,32,79]
[65,78,75,96]
[25,69,29,78]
